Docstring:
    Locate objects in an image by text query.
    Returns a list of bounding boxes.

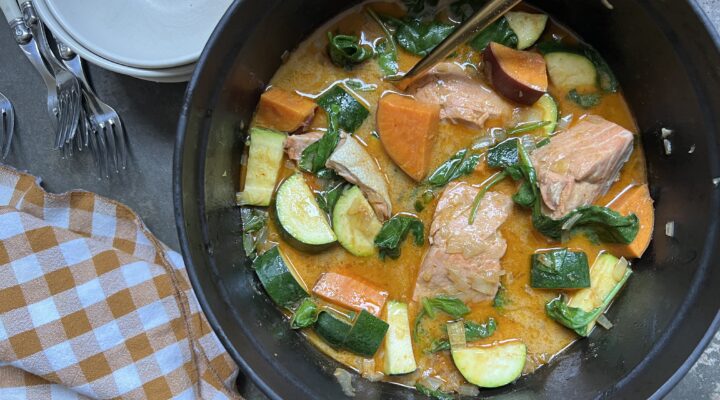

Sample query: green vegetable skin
[253,246,307,309]
[291,298,320,329]
[531,249,591,289]
[315,310,389,357]
[236,128,287,207]
[384,301,417,375]
[374,214,424,259]
[546,253,633,336]
[316,85,369,133]
[327,32,372,69]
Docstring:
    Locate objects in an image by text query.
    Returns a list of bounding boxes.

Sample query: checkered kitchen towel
[0,165,240,399]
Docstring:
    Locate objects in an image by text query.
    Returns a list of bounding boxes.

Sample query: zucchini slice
[448,321,526,388]
[505,12,548,50]
[333,186,383,257]
[533,94,558,134]
[315,311,353,348]
[544,52,597,90]
[237,128,287,206]
[253,246,307,309]
[344,310,389,357]
[275,173,337,251]
[546,253,632,336]
[384,301,416,375]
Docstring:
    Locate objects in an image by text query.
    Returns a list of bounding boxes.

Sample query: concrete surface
[0,1,718,399]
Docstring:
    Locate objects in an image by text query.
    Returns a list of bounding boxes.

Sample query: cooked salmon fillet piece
[413,183,513,303]
[531,115,634,219]
[284,131,323,161]
[408,62,512,129]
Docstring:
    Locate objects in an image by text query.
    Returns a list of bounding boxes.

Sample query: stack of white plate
[34,0,233,83]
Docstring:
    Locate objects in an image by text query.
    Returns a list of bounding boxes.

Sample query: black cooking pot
[174,1,720,398]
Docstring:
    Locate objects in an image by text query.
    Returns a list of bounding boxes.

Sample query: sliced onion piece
[333,368,355,397]
[665,221,675,238]
[447,320,467,349]
[596,314,614,330]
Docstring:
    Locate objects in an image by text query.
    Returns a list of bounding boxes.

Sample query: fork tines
[0,94,15,160]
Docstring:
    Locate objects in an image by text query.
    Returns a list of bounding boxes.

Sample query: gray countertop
[1,1,719,398]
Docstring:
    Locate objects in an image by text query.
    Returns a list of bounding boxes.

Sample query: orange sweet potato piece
[609,184,654,258]
[312,272,388,317]
[255,87,317,132]
[377,93,440,181]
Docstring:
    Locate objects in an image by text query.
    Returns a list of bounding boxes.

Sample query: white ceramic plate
[34,0,195,82]
[43,0,231,69]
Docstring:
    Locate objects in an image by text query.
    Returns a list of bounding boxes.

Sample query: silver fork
[20,1,80,150]
[0,92,15,159]
[1,0,58,137]
[57,40,127,173]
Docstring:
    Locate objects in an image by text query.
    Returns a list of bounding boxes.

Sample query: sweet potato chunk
[377,93,440,181]
[484,42,548,105]
[255,87,317,132]
[312,272,388,316]
[609,184,654,258]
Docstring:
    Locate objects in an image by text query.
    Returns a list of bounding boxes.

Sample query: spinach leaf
[374,214,425,259]
[567,89,601,109]
[327,32,373,69]
[391,18,455,56]
[492,285,509,309]
[240,208,268,258]
[532,205,639,244]
[315,182,346,214]
[506,120,552,136]
[415,383,454,400]
[468,17,518,51]
[468,171,508,224]
[403,0,440,18]
[367,8,400,77]
[299,104,342,173]
[316,85,369,133]
[423,295,470,318]
[486,138,520,170]
[426,148,481,188]
[531,249,591,289]
[545,296,600,336]
[449,0,488,22]
[290,298,320,329]
[429,317,496,352]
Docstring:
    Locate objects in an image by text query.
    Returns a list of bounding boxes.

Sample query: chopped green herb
[567,89,601,109]
[240,208,268,258]
[402,0,440,18]
[290,298,320,329]
[327,32,373,69]
[374,214,424,259]
[316,85,369,133]
[426,148,481,188]
[414,295,470,339]
[386,17,455,56]
[416,383,454,400]
[430,317,497,352]
[299,104,342,173]
[468,171,508,224]
[531,249,591,289]
[545,296,602,336]
[506,120,552,136]
[493,285,509,309]
[367,8,399,77]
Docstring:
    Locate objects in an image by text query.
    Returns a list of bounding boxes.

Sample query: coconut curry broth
[242,0,647,392]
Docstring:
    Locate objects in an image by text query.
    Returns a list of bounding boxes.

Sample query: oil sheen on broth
[242,0,649,393]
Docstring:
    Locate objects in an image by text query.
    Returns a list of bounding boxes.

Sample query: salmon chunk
[255,87,317,132]
[408,62,513,129]
[531,115,634,219]
[284,131,323,161]
[313,272,389,317]
[326,135,393,220]
[377,93,440,181]
[413,183,513,303]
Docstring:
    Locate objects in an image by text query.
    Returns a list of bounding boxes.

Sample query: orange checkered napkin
[0,165,241,399]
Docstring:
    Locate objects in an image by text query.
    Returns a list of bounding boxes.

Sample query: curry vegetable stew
[236,1,653,396]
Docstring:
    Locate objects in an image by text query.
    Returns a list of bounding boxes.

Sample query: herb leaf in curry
[240,207,268,258]
[468,17,518,51]
[327,32,373,69]
[415,383,454,400]
[531,249,591,289]
[374,214,425,259]
[430,317,497,352]
[414,295,470,339]
[426,148,480,188]
[316,85,369,133]
[545,296,602,336]
[567,89,602,109]
[299,104,342,174]
[385,16,455,57]
[366,8,400,76]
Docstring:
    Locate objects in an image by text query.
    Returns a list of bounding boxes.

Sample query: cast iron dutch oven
[174,1,720,398]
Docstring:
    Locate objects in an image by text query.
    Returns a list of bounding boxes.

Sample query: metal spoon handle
[398,0,521,82]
